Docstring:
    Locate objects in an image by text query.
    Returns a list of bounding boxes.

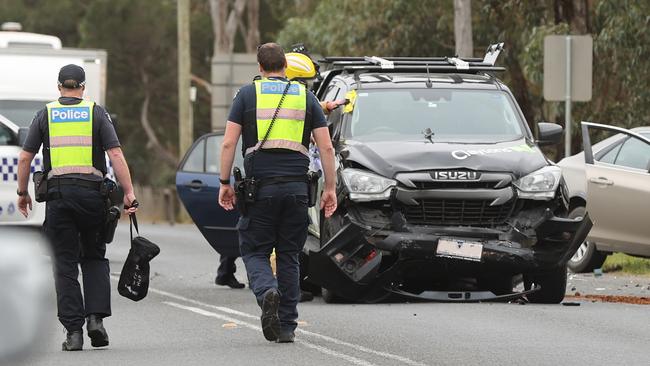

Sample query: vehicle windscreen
[0,100,48,127]
[347,89,525,143]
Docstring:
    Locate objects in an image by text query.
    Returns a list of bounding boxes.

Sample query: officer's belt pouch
[103,206,121,244]
[32,171,48,203]
[118,214,160,302]
[307,171,319,208]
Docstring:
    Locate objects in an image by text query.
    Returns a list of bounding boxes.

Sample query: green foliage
[278,0,454,57]
[603,253,650,275]
[3,0,649,184]
[278,0,650,157]
[1,0,215,185]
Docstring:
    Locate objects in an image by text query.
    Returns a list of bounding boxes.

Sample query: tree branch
[191,73,212,95]
[140,73,179,168]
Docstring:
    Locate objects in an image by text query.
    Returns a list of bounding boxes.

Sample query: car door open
[581,122,650,251]
[176,134,242,258]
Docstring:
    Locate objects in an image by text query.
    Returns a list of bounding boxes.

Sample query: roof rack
[318,42,505,74]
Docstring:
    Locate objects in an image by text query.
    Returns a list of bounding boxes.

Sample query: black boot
[62,330,83,351]
[87,315,109,347]
[276,331,295,343]
[260,288,281,342]
[215,276,245,289]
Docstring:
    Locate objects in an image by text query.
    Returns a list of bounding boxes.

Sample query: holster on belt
[101,178,124,244]
[32,171,48,203]
[233,166,252,216]
[307,171,320,208]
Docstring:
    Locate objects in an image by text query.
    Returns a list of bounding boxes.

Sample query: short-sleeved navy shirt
[23,97,120,181]
[228,77,327,179]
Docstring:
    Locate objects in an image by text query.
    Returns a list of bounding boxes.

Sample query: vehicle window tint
[182,139,205,172]
[613,137,650,170]
[597,142,622,164]
[205,135,223,173]
[323,84,340,101]
[0,123,15,145]
[205,135,244,174]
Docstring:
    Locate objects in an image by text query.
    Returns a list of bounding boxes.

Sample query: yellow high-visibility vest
[247,78,308,156]
[46,100,97,176]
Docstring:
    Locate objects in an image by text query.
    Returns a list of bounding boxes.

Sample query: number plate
[436,238,483,261]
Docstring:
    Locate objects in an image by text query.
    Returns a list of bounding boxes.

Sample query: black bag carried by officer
[118,212,160,302]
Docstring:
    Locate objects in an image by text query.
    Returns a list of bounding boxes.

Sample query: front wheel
[525,266,568,304]
[567,206,607,273]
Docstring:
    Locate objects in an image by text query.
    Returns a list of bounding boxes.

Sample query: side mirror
[17,127,29,147]
[537,122,563,147]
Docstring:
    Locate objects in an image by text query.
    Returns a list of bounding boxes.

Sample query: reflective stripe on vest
[251,78,308,156]
[46,100,100,177]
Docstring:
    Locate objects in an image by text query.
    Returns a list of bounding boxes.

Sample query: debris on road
[561,302,581,306]
[565,294,650,305]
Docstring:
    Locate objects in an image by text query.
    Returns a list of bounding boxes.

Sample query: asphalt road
[21,224,650,366]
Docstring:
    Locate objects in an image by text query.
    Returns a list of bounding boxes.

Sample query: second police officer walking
[218,43,337,343]
[16,64,138,351]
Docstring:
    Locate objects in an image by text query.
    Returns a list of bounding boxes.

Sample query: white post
[565,36,572,158]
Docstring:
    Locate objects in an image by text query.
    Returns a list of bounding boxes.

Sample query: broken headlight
[514,165,562,200]
[341,168,396,202]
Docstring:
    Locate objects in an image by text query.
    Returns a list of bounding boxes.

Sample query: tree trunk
[554,0,589,33]
[570,0,589,33]
[245,0,260,52]
[453,0,473,57]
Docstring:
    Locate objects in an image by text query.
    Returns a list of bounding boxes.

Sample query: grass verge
[602,253,650,275]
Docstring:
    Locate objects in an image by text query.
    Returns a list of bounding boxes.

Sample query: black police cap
[58,64,86,88]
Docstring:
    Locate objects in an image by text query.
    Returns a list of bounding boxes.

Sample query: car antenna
[422,127,434,143]
[425,63,433,88]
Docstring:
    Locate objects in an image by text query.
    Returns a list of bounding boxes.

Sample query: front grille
[412,181,496,190]
[403,199,515,227]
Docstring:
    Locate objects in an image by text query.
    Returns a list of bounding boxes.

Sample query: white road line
[164,301,378,366]
[295,328,426,366]
[111,277,427,366]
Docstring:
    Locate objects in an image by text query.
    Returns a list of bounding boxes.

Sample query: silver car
[559,125,650,272]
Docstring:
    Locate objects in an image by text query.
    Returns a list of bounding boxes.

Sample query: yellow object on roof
[286,52,317,80]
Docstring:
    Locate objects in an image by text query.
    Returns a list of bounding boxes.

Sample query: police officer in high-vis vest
[16,64,138,351]
[219,43,337,343]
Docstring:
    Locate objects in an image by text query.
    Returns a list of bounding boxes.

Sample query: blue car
[176,132,243,258]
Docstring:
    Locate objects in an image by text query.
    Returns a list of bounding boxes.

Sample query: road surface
[22,224,650,366]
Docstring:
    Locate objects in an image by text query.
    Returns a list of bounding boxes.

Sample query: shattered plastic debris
[593,268,603,277]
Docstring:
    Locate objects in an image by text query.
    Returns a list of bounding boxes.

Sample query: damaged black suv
[303,45,592,304]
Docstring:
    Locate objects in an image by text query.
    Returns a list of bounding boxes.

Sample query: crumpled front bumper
[308,208,592,302]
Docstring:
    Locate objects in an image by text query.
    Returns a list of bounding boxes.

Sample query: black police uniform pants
[45,185,109,332]
[238,182,309,333]
[217,255,238,281]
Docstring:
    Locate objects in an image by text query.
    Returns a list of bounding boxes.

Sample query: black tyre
[321,287,343,304]
[567,206,607,273]
[525,266,568,304]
